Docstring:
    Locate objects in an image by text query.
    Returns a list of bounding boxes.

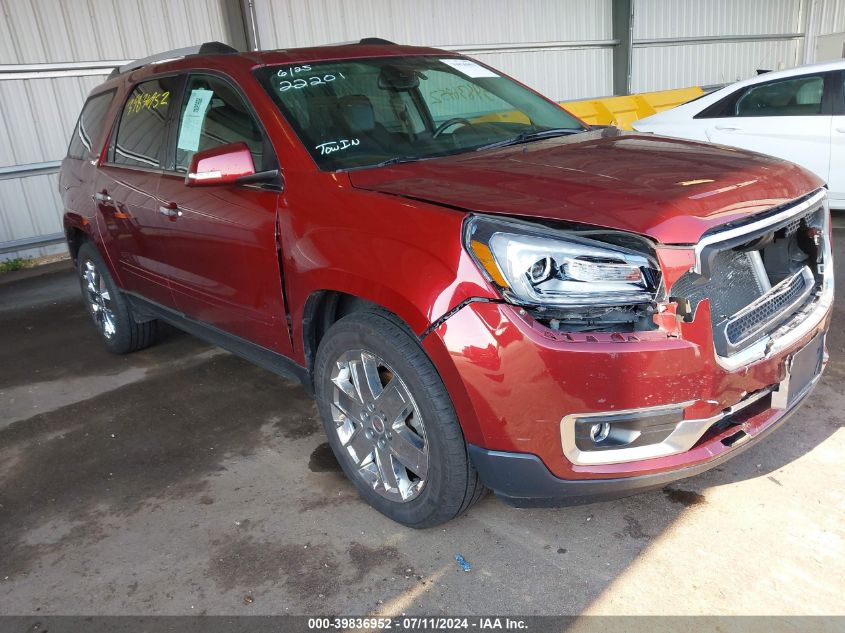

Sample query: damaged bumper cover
[431,298,829,504]
[468,377,815,507]
[426,191,832,505]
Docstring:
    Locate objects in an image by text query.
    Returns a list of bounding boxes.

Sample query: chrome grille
[723,267,814,349]
[670,194,825,359]
[679,188,829,369]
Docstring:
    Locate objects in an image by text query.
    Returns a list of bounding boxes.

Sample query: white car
[633,60,845,209]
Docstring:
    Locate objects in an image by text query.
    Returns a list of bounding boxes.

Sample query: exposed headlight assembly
[464,215,662,309]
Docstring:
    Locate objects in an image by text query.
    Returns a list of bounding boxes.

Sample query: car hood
[348,128,822,244]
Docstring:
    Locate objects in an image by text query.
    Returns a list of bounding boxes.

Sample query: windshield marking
[277,73,347,92]
[276,65,312,77]
[428,83,496,105]
[316,138,361,155]
[259,56,584,170]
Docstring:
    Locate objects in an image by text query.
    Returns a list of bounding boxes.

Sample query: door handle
[836,127,845,134]
[714,125,741,131]
[158,204,183,218]
[92,191,113,203]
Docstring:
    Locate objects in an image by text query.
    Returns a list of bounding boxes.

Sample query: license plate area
[772,332,825,409]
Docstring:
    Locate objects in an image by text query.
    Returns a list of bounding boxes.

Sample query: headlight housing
[464,215,662,308]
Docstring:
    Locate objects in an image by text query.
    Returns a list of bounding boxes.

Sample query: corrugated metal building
[1,0,842,261]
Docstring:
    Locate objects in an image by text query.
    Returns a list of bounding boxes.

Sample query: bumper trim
[470,382,811,507]
[560,388,771,466]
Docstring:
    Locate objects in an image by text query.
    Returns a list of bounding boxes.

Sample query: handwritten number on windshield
[276,67,346,92]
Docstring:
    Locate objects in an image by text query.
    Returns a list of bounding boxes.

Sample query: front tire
[314,311,484,528]
[76,242,158,354]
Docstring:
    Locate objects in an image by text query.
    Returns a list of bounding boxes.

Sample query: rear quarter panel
[60,81,125,262]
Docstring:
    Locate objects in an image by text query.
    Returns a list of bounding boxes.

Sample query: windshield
[257,56,585,170]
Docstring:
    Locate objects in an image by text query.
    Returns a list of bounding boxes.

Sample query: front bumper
[425,292,831,499]
[468,371,818,506]
[422,190,832,503]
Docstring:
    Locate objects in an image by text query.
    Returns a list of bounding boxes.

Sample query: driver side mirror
[186,142,256,187]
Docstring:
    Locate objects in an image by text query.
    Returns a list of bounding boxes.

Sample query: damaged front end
[464,216,664,333]
[446,189,832,486]
[670,188,832,369]
[462,189,831,364]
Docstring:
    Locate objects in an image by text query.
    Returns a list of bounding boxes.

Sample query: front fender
[282,178,497,349]
[280,180,498,445]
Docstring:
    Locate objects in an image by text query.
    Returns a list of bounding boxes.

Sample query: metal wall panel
[470,48,613,100]
[0,75,105,167]
[251,0,614,100]
[811,0,845,35]
[630,0,805,93]
[631,40,800,92]
[0,0,239,261]
[0,173,66,260]
[253,0,612,48]
[0,0,234,63]
[633,0,803,38]
[804,0,845,64]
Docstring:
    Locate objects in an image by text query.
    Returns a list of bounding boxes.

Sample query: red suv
[60,40,833,527]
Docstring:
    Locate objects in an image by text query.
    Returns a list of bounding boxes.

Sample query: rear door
[154,72,290,353]
[702,73,832,183]
[95,75,183,307]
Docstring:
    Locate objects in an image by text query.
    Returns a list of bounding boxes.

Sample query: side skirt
[125,292,312,393]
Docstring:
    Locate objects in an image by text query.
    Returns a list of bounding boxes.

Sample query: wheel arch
[300,285,425,380]
[63,212,94,264]
[299,284,487,447]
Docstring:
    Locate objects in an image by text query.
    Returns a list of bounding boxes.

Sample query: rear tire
[76,242,158,354]
[314,310,484,528]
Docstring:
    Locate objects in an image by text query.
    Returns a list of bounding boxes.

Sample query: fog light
[589,422,611,443]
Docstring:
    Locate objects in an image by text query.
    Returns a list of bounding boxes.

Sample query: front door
[154,73,290,353]
[95,75,182,307]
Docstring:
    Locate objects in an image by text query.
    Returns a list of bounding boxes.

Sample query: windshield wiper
[366,155,424,169]
[473,127,584,153]
[338,154,425,172]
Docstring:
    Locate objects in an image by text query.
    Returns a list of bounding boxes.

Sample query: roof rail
[357,37,396,45]
[317,37,398,47]
[108,41,238,79]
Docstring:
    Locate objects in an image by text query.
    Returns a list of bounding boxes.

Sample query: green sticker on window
[177,89,214,152]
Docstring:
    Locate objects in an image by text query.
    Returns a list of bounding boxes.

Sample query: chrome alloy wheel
[82,260,117,339]
[330,350,429,502]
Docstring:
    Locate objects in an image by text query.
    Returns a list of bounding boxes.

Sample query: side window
[67,90,115,159]
[112,76,179,169]
[175,75,264,172]
[734,75,824,117]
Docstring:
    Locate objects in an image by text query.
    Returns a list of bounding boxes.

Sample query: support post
[612,0,634,95]
[238,0,261,51]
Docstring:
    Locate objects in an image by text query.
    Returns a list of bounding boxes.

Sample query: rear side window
[112,76,180,169]
[734,76,824,117]
[174,74,264,172]
[67,91,114,159]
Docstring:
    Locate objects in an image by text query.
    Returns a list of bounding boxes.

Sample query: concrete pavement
[0,245,843,616]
